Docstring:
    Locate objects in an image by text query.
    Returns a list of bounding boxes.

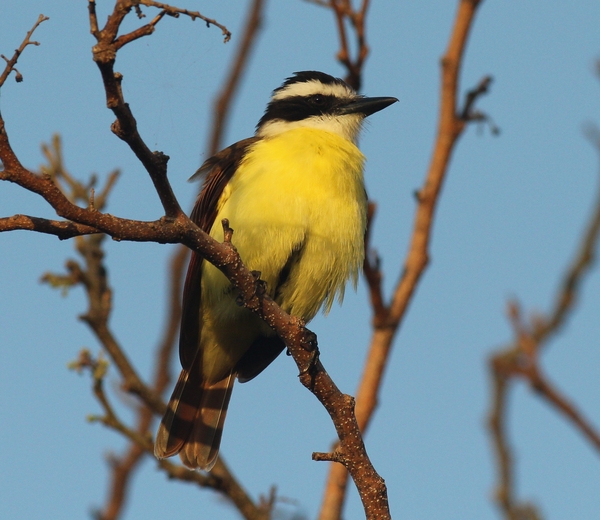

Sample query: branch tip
[0,13,49,87]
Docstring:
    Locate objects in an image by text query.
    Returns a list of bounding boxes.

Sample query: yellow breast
[199,127,367,378]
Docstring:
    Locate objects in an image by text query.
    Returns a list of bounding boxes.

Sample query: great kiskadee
[155,71,397,470]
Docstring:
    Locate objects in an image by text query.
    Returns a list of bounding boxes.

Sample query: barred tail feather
[154,365,203,459]
[180,372,235,471]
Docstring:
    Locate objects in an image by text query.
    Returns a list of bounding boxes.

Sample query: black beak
[337,96,398,117]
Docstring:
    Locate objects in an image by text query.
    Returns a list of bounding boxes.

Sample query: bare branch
[0,214,99,238]
[487,130,600,519]
[141,0,231,42]
[87,0,230,46]
[387,0,486,325]
[460,74,492,119]
[72,350,226,491]
[309,0,370,90]
[86,1,228,218]
[0,14,48,87]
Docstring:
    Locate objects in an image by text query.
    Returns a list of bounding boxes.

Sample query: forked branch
[487,146,600,518]
[0,13,48,87]
[308,0,370,90]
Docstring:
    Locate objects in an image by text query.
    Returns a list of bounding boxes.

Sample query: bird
[154,71,397,470]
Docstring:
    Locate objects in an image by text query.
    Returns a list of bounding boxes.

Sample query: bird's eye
[310,94,325,105]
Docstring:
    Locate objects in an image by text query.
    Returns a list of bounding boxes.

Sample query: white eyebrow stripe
[272,80,355,101]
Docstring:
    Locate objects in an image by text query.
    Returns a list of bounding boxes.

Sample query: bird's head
[256,71,397,142]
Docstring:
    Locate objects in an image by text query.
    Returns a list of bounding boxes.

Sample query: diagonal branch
[2,109,391,520]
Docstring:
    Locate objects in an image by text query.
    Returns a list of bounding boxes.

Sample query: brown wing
[179,137,260,370]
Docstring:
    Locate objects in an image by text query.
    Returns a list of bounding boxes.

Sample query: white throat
[257,113,364,143]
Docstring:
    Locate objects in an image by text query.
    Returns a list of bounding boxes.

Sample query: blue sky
[2,1,600,519]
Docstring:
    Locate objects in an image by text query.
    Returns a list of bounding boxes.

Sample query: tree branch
[487,153,600,518]
[308,0,370,90]
[0,214,99,238]
[72,350,262,519]
[0,13,48,87]
[319,1,489,518]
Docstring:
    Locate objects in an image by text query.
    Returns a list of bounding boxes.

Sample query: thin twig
[141,0,231,42]
[0,214,99,238]
[87,0,229,218]
[207,0,266,156]
[363,202,386,324]
[312,0,370,90]
[73,351,227,491]
[0,14,48,87]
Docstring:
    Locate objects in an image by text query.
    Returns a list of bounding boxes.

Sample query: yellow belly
[199,127,367,380]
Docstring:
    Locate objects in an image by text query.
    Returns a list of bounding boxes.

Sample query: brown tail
[155,368,235,471]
